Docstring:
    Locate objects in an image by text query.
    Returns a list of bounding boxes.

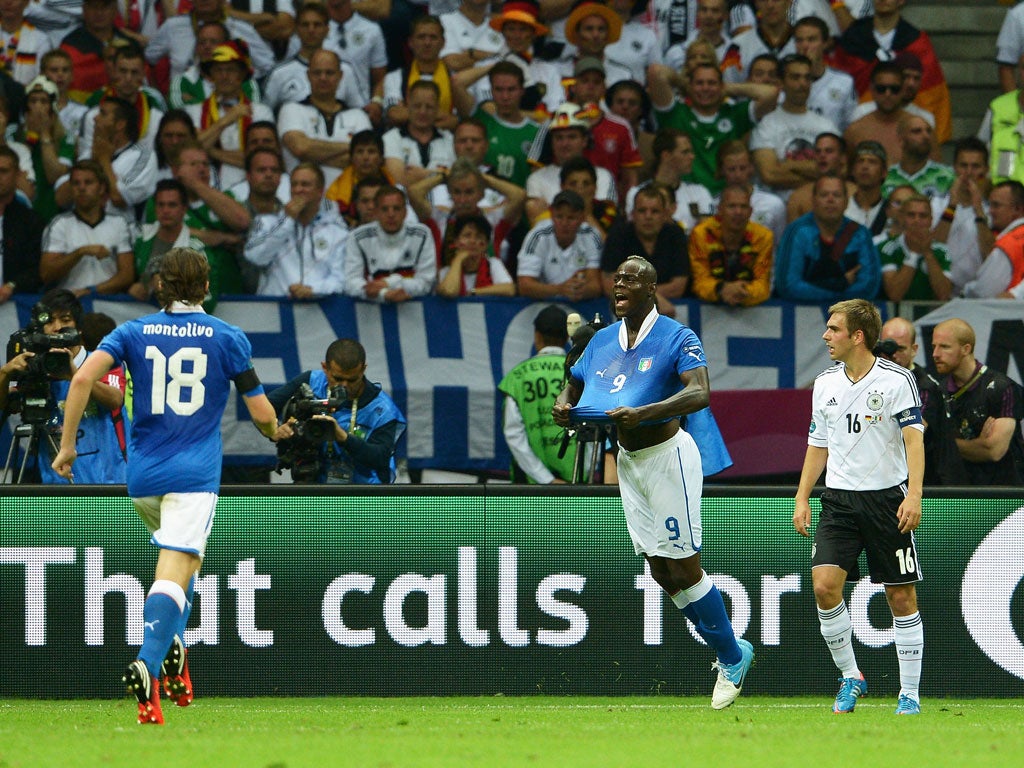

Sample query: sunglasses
[873,84,902,94]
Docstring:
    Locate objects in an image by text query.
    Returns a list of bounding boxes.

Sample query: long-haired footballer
[52,248,277,724]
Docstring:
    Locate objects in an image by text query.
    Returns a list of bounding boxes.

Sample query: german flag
[720,44,742,77]
[831,18,951,144]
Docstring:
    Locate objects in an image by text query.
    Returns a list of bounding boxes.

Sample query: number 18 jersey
[98,306,264,497]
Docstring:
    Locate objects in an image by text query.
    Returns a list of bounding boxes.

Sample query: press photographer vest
[309,369,404,484]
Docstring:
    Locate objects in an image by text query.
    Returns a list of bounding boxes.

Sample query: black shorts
[812,486,923,585]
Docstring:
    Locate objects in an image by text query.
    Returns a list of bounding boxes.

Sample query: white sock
[818,602,860,679]
[893,612,923,700]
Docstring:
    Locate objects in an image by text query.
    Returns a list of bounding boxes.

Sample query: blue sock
[671,591,714,645]
[138,581,185,678]
[680,605,712,643]
[174,576,195,644]
[684,574,741,666]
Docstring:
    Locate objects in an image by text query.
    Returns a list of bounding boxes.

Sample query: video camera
[5,324,82,425]
[873,338,900,360]
[559,313,610,484]
[275,382,347,482]
[564,312,606,380]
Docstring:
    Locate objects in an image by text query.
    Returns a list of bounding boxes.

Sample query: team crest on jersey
[638,357,653,372]
[603,137,617,153]
[866,392,884,411]
[717,118,733,133]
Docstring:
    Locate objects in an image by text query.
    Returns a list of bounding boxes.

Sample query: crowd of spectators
[0,0,1021,308]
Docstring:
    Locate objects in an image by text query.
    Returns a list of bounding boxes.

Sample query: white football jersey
[809,357,923,491]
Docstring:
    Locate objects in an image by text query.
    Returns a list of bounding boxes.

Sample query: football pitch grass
[2,697,1022,768]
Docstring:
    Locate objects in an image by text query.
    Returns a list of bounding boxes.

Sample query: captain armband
[896,406,923,428]
[234,367,262,395]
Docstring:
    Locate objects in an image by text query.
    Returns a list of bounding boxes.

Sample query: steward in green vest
[499,305,577,483]
[987,87,1024,184]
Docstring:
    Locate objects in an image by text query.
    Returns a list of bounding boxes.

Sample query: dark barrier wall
[2,487,1022,699]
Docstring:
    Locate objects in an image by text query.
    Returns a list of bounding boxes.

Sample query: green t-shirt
[653,99,754,192]
[475,109,540,188]
[882,161,955,199]
[877,234,952,300]
[498,352,576,483]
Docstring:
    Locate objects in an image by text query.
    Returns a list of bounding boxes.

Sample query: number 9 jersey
[569,314,706,424]
[98,306,265,498]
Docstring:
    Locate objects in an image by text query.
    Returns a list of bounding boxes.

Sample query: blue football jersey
[98,308,264,497]
[570,316,706,424]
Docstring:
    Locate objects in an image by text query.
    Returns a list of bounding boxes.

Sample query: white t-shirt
[750,108,838,161]
[808,68,857,132]
[725,26,797,83]
[382,126,456,173]
[263,55,364,113]
[525,164,617,205]
[517,220,603,284]
[438,10,504,59]
[604,20,663,84]
[997,3,1024,66]
[41,210,134,291]
[278,100,372,186]
[285,15,388,106]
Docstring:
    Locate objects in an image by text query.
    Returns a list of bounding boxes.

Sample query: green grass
[2,697,1022,768]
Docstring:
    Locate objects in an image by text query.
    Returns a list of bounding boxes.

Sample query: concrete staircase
[902,0,1010,146]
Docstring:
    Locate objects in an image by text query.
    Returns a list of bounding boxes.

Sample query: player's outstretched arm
[244,393,278,440]
[51,351,115,480]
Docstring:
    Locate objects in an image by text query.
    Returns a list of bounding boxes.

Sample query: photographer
[1,289,125,483]
[268,338,406,484]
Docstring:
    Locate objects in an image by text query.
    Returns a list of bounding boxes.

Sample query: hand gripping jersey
[568,314,732,475]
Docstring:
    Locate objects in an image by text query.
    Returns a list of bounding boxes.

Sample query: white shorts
[617,429,703,559]
[132,492,219,559]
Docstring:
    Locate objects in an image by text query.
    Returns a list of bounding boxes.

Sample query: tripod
[569,422,612,485]
[1,417,61,484]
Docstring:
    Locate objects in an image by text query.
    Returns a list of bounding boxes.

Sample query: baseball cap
[26,75,58,101]
[574,57,605,77]
[549,102,588,132]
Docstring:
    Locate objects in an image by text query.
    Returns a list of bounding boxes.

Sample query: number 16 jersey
[98,305,264,497]
[809,357,923,491]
